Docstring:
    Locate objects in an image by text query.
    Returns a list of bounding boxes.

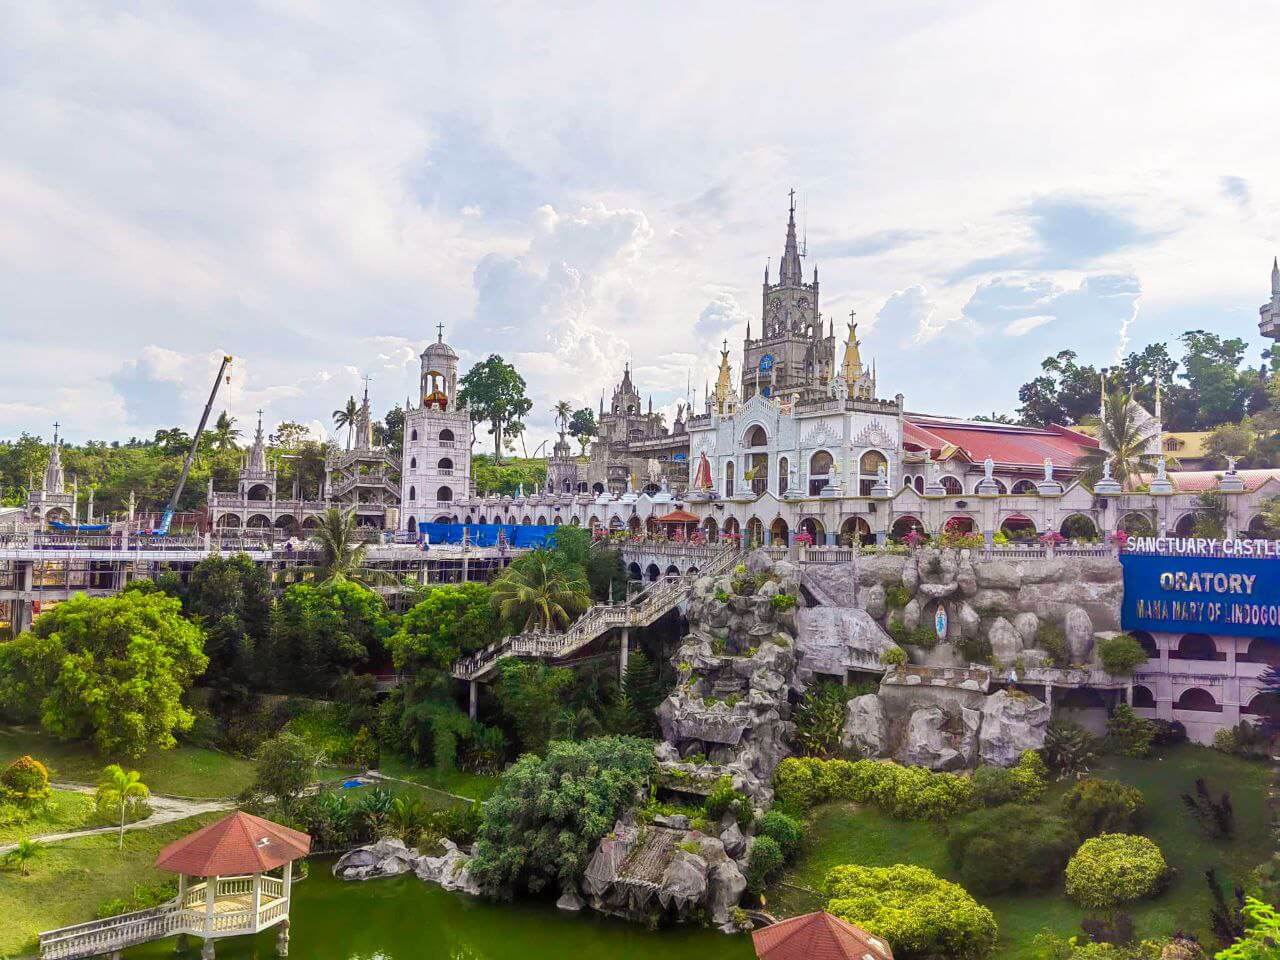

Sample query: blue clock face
[759,354,774,373]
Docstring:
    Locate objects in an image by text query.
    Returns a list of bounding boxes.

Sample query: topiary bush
[947,804,1078,894]
[972,750,1047,806]
[756,810,805,860]
[773,757,974,820]
[745,835,784,895]
[1060,778,1147,837]
[824,863,998,960]
[0,755,52,805]
[1065,834,1169,909]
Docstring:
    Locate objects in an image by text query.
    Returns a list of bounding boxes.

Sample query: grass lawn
[0,726,256,799]
[0,811,224,958]
[769,744,1273,959]
[376,753,498,802]
[0,789,96,845]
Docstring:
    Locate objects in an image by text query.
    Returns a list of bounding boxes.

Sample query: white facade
[399,332,472,532]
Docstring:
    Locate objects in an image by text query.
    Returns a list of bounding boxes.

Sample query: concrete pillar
[468,681,478,720]
[201,938,215,960]
[825,533,837,546]
[619,628,630,679]
[1044,683,1053,708]
[251,873,262,930]
[204,875,216,935]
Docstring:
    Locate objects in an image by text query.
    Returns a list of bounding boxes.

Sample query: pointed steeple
[779,189,803,285]
[647,394,653,414]
[248,410,268,473]
[764,262,770,285]
[43,423,65,494]
[714,339,736,414]
[1271,256,1279,296]
[354,377,374,450]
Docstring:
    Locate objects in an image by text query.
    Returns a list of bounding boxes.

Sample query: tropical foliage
[489,550,590,633]
[1065,834,1168,910]
[94,765,149,849]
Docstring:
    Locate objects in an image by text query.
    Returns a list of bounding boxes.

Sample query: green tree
[792,681,851,759]
[1016,350,1102,427]
[1097,635,1149,676]
[947,804,1077,894]
[470,736,654,897]
[380,405,405,457]
[824,863,998,960]
[568,408,598,455]
[333,396,360,450]
[6,838,41,877]
[552,400,573,435]
[490,550,590,633]
[305,507,394,589]
[207,412,241,453]
[0,592,207,757]
[1065,833,1168,910]
[183,553,273,689]
[1218,897,1280,959]
[96,764,149,849]
[252,732,320,808]
[152,427,193,457]
[387,582,495,677]
[496,661,575,756]
[1059,779,1147,837]
[1180,330,1253,429]
[266,581,391,695]
[1205,421,1260,465]
[458,355,533,462]
[1077,388,1161,487]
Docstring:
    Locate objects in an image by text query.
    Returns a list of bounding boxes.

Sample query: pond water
[124,860,756,960]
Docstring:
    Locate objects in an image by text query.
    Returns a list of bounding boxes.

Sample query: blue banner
[417,522,559,549]
[1121,552,1280,638]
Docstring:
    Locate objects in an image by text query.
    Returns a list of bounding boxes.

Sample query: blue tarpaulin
[417,522,559,549]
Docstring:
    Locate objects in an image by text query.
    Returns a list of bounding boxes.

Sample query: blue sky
[1,2,1277,449]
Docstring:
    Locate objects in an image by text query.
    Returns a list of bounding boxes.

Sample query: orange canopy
[656,509,700,524]
[752,911,894,960]
[155,811,310,877]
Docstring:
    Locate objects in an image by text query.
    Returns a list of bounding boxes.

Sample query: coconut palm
[1077,387,1162,488]
[6,838,40,876]
[490,551,591,633]
[333,396,360,450]
[97,764,149,850]
[209,412,241,452]
[306,507,395,590]
[553,400,573,436]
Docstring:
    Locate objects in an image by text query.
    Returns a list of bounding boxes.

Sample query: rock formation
[333,836,480,895]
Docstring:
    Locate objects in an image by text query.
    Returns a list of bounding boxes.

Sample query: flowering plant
[1039,531,1066,547]
[794,532,814,546]
[903,529,927,549]
[1110,529,1129,547]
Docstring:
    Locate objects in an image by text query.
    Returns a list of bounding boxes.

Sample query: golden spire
[842,310,866,397]
[715,338,736,414]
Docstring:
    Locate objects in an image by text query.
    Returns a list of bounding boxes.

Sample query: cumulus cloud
[876,286,939,343]
[1219,175,1250,208]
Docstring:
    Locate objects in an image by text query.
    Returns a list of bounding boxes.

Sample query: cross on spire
[788,188,796,214]
[436,322,445,343]
[361,373,373,401]
[52,421,60,443]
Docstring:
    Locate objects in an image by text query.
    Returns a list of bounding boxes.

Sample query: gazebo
[38,812,310,960]
[655,508,700,538]
[752,911,894,960]
[156,811,311,959]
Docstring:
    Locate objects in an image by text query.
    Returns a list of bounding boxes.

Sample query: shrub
[947,804,1078,894]
[908,624,940,650]
[824,863,998,960]
[880,646,907,666]
[773,757,824,810]
[957,633,993,665]
[745,835,784,895]
[704,776,752,823]
[757,810,805,861]
[1106,704,1154,758]
[972,751,1047,806]
[1213,720,1271,760]
[348,727,380,770]
[1097,635,1149,676]
[884,585,910,609]
[770,593,798,611]
[1060,778,1146,838]
[1065,834,1168,910]
[792,682,850,759]
[0,756,52,805]
[868,764,974,820]
[1035,623,1070,667]
[1149,719,1187,746]
[1043,720,1099,778]
[774,757,974,820]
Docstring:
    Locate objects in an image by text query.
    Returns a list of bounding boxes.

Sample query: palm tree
[209,412,241,452]
[1077,387,1162,488]
[552,400,573,436]
[306,507,395,590]
[333,396,360,450]
[490,551,591,632]
[6,838,40,876]
[97,765,149,850]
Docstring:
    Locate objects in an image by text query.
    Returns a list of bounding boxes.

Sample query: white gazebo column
[252,872,262,930]
[204,875,216,934]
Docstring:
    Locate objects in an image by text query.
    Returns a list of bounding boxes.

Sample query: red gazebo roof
[656,508,700,524]
[752,911,894,960]
[155,811,311,877]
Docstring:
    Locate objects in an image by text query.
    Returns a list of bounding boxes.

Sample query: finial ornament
[436,322,445,343]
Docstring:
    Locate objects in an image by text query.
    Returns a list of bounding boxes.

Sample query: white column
[619,627,630,679]
[204,875,216,934]
[252,873,262,930]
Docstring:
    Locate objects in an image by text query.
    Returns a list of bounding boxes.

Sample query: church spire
[1272,256,1278,296]
[779,188,803,285]
[247,410,268,473]
[714,338,736,415]
[42,422,65,494]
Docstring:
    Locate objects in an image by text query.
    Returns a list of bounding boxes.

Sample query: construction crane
[147,355,234,536]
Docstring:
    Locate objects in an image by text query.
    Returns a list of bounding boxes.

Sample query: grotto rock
[861,582,886,619]
[842,694,890,758]
[987,616,1023,666]
[956,602,980,640]
[975,561,1022,590]
[801,562,858,608]
[1064,606,1095,662]
[707,858,748,927]
[657,850,708,911]
[557,888,585,911]
[901,704,979,771]
[1013,612,1040,645]
[977,689,1051,766]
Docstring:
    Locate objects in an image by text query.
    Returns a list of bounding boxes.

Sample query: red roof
[1157,469,1280,493]
[905,415,1096,468]
[752,911,894,960]
[155,811,310,877]
[656,508,701,523]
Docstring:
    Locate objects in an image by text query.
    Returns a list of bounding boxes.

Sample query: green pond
[124,860,755,960]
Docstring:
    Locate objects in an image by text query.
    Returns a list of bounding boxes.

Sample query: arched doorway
[745,517,765,547]
[1119,512,1155,537]
[246,514,271,529]
[798,517,824,543]
[944,515,975,535]
[628,516,642,535]
[840,516,873,546]
[1132,685,1156,709]
[770,517,789,546]
[999,514,1037,541]
[1059,514,1097,540]
[723,517,741,540]
[1175,688,1222,712]
[215,514,241,529]
[778,456,790,496]
[646,563,661,582]
[702,517,719,541]
[809,451,834,496]
[890,515,924,541]
[628,562,643,581]
[247,484,271,501]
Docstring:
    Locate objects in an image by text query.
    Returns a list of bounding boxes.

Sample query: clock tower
[742,191,836,401]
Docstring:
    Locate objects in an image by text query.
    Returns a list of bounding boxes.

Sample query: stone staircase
[452,545,740,681]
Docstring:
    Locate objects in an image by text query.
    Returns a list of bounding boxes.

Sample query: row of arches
[1129,631,1280,666]
[1131,685,1276,715]
[722,447,890,498]
[215,514,321,530]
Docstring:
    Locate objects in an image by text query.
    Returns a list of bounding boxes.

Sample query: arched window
[902,474,913,487]
[778,456,790,495]
[1011,479,1036,495]
[941,475,962,495]
[438,457,453,472]
[409,457,417,469]
[405,516,417,532]
[914,475,924,494]
[858,450,887,496]
[408,486,416,501]
[1175,688,1221,712]
[437,486,453,502]
[745,425,768,448]
[439,428,454,443]
[410,429,418,442]
[1132,685,1155,708]
[809,450,834,495]
[725,461,736,497]
[977,477,1008,494]
[1173,633,1222,661]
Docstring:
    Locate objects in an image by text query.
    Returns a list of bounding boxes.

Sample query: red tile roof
[1160,469,1280,493]
[752,911,894,960]
[904,415,1096,469]
[656,508,701,523]
[155,811,310,877]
